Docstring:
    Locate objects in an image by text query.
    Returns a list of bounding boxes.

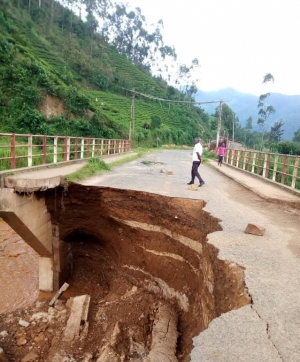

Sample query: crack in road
[250,303,284,361]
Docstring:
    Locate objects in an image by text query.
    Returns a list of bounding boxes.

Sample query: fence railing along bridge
[0,133,299,191]
[225,149,300,191]
[0,133,131,171]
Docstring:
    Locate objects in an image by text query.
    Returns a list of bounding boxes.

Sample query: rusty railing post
[100,139,104,156]
[87,138,90,158]
[291,156,299,189]
[246,151,252,171]
[92,139,95,157]
[63,137,68,161]
[66,137,70,161]
[272,154,279,181]
[53,137,58,163]
[281,154,288,185]
[108,140,111,155]
[257,152,262,175]
[74,138,78,159]
[42,135,47,164]
[263,152,270,178]
[28,134,33,167]
[10,133,16,169]
[80,138,84,159]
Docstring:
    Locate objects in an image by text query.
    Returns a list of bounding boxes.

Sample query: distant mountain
[196,88,300,140]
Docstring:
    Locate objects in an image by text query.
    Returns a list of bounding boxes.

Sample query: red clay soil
[0,184,250,362]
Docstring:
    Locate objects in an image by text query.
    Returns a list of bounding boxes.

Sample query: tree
[175,58,199,100]
[277,141,300,155]
[103,4,176,71]
[263,73,274,83]
[293,127,300,143]
[150,115,161,129]
[85,12,98,35]
[257,73,276,150]
[246,116,253,131]
[244,116,253,146]
[82,0,111,19]
[214,103,236,139]
[269,120,284,142]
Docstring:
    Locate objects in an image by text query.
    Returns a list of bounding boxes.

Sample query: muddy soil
[0,219,39,313]
[0,184,250,362]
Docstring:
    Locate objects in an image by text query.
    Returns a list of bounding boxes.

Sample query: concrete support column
[52,223,71,291]
[38,224,65,292]
[0,189,69,292]
[39,257,54,292]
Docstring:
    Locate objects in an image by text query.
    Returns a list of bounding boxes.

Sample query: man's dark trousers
[191,161,204,183]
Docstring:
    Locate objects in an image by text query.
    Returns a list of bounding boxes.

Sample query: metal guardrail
[225,149,300,190]
[0,133,131,170]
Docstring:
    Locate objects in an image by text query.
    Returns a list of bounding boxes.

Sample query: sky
[124,0,300,96]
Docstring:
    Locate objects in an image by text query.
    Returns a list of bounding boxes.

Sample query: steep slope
[0,2,211,145]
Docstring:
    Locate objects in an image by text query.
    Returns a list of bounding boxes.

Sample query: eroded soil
[0,184,250,361]
[0,220,38,313]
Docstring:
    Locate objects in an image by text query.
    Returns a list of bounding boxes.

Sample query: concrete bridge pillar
[0,189,63,292]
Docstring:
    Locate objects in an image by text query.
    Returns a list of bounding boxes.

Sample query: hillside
[196,88,300,140]
[0,0,211,146]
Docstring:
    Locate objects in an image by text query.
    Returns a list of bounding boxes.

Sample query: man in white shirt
[187,137,205,187]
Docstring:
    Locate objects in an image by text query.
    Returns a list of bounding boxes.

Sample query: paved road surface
[82,150,300,362]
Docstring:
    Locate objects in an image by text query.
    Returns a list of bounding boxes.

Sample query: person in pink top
[217,142,226,166]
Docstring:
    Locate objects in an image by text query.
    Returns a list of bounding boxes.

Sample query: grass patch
[109,153,142,168]
[162,144,192,150]
[66,158,110,182]
[203,150,217,160]
[66,151,146,182]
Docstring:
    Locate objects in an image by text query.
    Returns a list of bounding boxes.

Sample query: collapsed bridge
[0,178,250,360]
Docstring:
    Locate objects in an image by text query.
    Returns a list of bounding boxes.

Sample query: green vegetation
[66,158,110,182]
[0,141,65,170]
[257,74,276,150]
[202,150,216,160]
[66,149,149,182]
[0,1,298,158]
[0,0,211,148]
[293,127,300,144]
[258,154,299,189]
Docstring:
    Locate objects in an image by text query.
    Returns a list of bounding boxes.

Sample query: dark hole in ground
[0,184,249,362]
[64,231,100,244]
[140,160,164,166]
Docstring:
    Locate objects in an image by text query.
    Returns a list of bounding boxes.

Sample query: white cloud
[124,0,300,95]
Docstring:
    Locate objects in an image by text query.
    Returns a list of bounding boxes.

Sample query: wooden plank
[63,295,91,342]
[48,282,69,307]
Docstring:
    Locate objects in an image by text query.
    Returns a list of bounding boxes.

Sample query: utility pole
[216,101,223,149]
[232,116,235,143]
[130,91,135,141]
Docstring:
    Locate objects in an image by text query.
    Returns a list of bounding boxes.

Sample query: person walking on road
[217,142,226,166]
[187,137,205,187]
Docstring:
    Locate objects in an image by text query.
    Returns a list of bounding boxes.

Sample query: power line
[122,88,225,147]
[123,88,223,105]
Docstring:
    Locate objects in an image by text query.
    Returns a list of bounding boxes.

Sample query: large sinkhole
[45,184,250,362]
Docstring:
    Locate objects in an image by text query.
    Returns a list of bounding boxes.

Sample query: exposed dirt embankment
[48,184,250,361]
[0,184,250,362]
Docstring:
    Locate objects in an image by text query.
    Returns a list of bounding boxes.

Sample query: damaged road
[1,150,300,362]
[45,184,249,361]
[0,185,250,362]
